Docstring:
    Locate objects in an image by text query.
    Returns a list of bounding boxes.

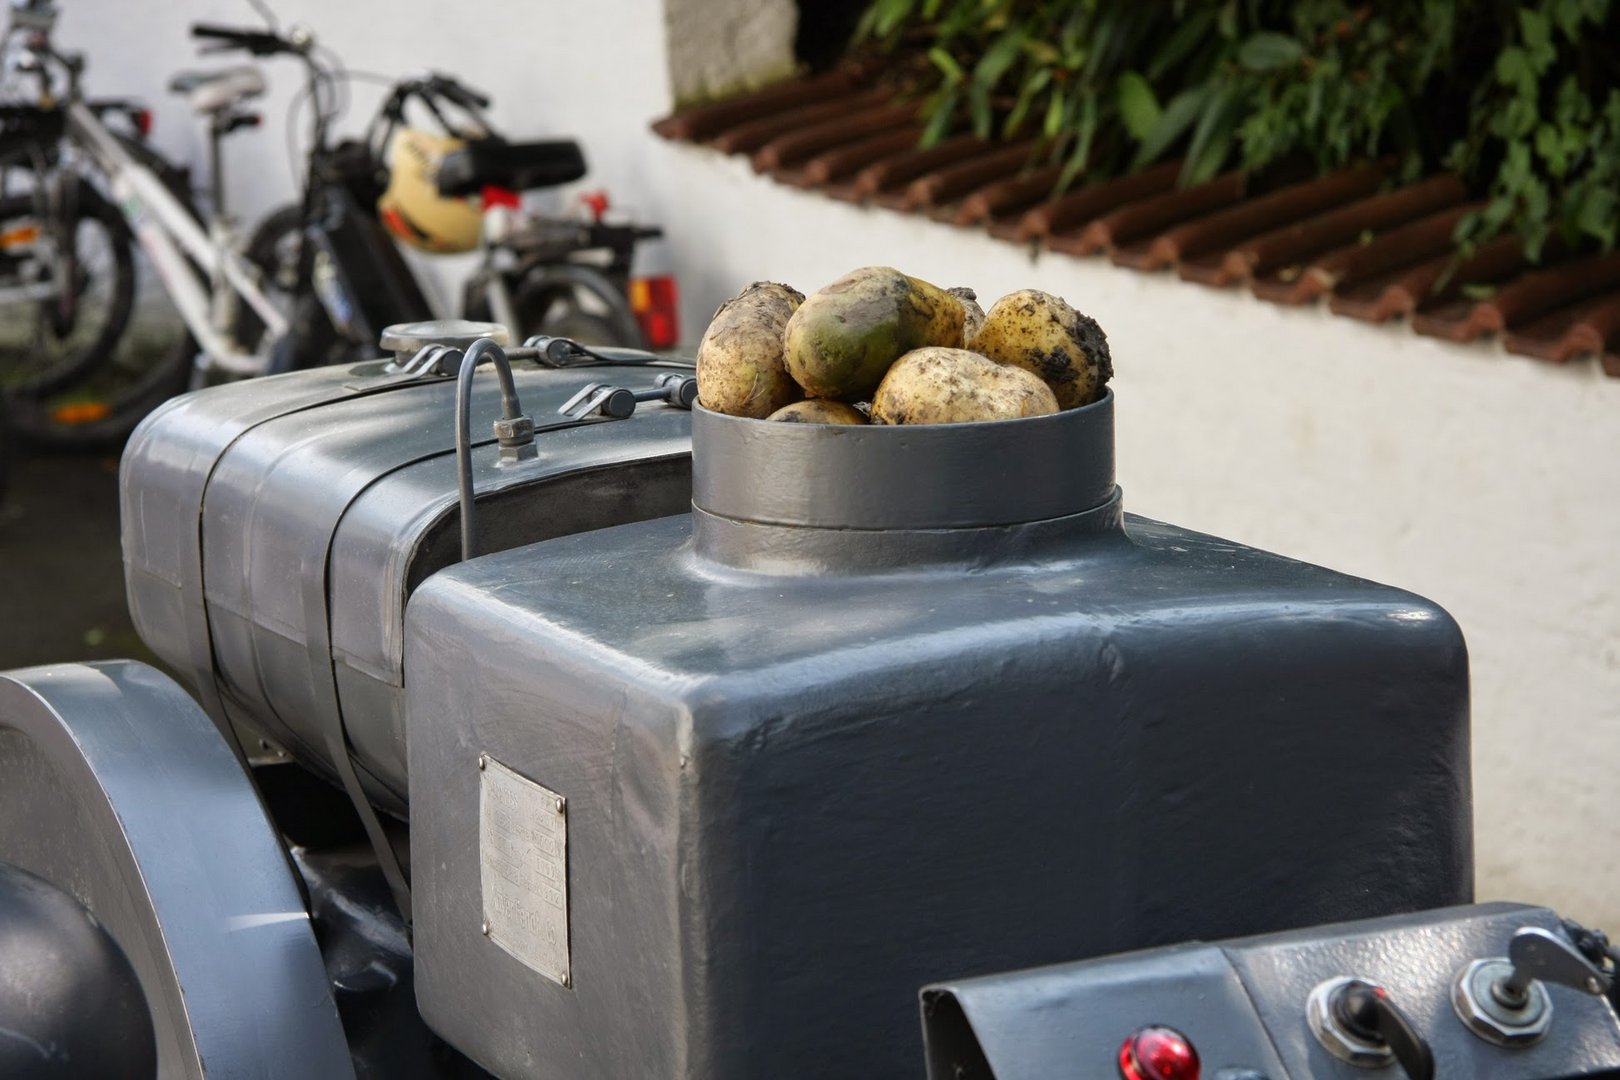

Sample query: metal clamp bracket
[558,372,696,420]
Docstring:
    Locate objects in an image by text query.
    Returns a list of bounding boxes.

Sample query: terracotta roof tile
[653,73,1620,377]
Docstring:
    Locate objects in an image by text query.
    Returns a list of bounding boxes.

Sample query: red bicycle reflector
[480,185,521,211]
[1118,1026,1199,1080]
[0,222,41,249]
[51,400,113,426]
[134,109,153,137]
[630,275,679,349]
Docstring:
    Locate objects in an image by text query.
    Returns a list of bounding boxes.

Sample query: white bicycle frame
[65,99,285,376]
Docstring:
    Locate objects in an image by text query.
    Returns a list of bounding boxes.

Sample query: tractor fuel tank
[404,392,1472,1078]
[120,335,694,813]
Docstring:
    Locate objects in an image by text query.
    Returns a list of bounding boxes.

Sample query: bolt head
[1453,958,1552,1046]
[493,414,535,446]
[481,920,491,936]
[478,754,488,771]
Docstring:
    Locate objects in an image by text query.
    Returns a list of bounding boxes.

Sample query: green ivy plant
[855,0,1618,257]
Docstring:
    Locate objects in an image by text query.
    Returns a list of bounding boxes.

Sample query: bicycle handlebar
[430,74,491,112]
[189,23,298,57]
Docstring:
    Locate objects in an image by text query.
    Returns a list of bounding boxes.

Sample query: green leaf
[1147,9,1217,81]
[1238,32,1304,73]
[1003,68,1052,138]
[1517,8,1554,70]
[928,47,965,84]
[1460,283,1498,301]
[974,26,1026,89]
[1073,91,1100,178]
[1058,137,1089,190]
[920,89,958,148]
[968,83,993,138]
[1044,90,1069,141]
[1132,86,1209,167]
[1494,46,1534,94]
[1116,71,1161,140]
[1182,85,1241,184]
[869,0,916,38]
[1570,184,1619,246]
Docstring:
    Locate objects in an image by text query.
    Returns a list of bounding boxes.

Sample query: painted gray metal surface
[0,661,352,1079]
[691,390,1114,529]
[122,360,693,809]
[921,903,1620,1079]
[406,396,1471,1078]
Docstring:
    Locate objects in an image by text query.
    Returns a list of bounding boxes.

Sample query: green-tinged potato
[870,347,1059,425]
[972,289,1112,409]
[783,267,964,402]
[695,281,806,418]
[766,400,868,424]
[948,286,985,343]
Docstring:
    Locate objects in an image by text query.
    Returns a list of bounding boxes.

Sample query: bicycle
[231,33,679,362]
[0,2,678,446]
[0,0,189,446]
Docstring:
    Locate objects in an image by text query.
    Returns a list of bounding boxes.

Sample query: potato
[696,281,805,418]
[972,289,1112,409]
[783,267,964,402]
[948,286,986,343]
[767,400,868,424]
[870,347,1059,425]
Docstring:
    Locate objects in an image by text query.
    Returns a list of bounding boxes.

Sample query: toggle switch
[1307,977,1434,1079]
[1452,926,1615,1046]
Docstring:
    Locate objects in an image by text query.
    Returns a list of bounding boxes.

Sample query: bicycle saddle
[167,66,265,115]
[435,139,587,198]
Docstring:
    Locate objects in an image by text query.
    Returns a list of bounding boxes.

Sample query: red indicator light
[134,109,153,137]
[1118,1025,1200,1080]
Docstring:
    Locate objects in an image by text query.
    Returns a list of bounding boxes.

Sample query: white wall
[60,1,1620,927]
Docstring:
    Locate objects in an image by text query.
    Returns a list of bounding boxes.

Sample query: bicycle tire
[0,179,137,397]
[3,331,194,449]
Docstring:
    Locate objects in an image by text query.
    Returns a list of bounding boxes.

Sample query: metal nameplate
[479,755,570,987]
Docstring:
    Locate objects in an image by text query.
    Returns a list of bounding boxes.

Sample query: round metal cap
[378,319,510,354]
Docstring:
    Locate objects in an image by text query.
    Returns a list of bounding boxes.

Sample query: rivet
[478,754,488,771]
[555,797,564,812]
[481,920,491,936]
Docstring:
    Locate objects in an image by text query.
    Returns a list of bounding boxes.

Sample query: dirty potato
[870,347,1059,425]
[948,286,986,343]
[783,267,964,402]
[972,289,1111,409]
[767,400,868,424]
[696,281,805,418]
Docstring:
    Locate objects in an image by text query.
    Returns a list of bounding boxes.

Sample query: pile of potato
[695,266,1112,425]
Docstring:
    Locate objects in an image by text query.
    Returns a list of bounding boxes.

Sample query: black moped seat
[435,139,587,198]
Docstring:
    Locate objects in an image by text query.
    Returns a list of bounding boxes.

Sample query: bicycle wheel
[0,179,136,398]
[233,204,344,374]
[467,263,644,347]
[2,331,194,448]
